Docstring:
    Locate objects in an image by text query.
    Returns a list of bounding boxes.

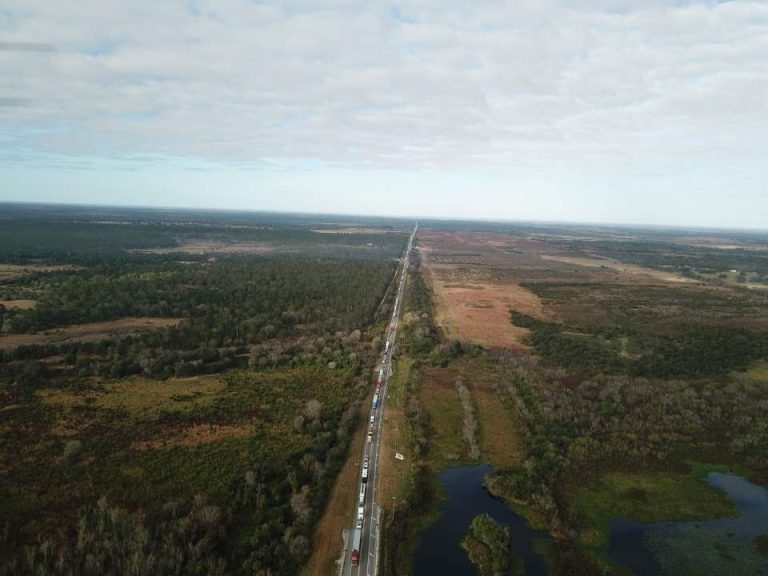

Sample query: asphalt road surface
[341,225,416,576]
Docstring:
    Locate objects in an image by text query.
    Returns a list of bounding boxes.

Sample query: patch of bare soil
[540,255,694,283]
[0,299,37,310]
[0,317,181,350]
[311,227,397,234]
[134,424,252,449]
[418,230,554,348]
[425,266,545,348]
[0,264,79,281]
[132,240,275,255]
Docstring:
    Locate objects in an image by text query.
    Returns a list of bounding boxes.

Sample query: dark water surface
[608,472,768,575]
[413,464,550,575]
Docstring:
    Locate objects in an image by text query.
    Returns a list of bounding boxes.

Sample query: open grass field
[131,240,276,254]
[427,276,543,349]
[416,227,710,351]
[418,364,467,465]
[418,227,768,349]
[0,316,181,350]
[312,227,402,235]
[539,254,694,283]
[744,361,768,382]
[0,264,79,281]
[38,375,226,419]
[378,358,415,508]
[0,299,36,310]
[472,384,524,469]
[419,231,552,348]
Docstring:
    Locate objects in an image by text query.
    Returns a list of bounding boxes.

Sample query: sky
[1,0,767,228]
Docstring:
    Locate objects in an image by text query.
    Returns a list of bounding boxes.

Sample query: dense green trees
[0,208,411,575]
[510,311,768,379]
[400,250,440,357]
[461,514,522,576]
[0,256,400,387]
[0,366,371,576]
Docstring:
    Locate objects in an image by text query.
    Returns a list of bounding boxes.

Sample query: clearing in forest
[377,358,414,509]
[540,254,694,283]
[471,385,524,468]
[0,299,37,309]
[311,227,399,234]
[0,317,181,350]
[131,240,275,254]
[427,279,544,349]
[413,358,524,469]
[0,263,79,281]
[419,231,547,348]
[39,375,226,419]
[418,364,471,465]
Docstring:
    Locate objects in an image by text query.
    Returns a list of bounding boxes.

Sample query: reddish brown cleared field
[416,228,744,349]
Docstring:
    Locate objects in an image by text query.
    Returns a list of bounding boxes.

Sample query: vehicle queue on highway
[346,227,415,575]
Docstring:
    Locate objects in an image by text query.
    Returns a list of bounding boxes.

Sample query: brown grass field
[472,385,524,468]
[0,317,181,350]
[417,364,470,465]
[377,358,414,511]
[414,356,525,469]
[133,423,253,449]
[39,375,226,419]
[428,277,544,349]
[419,231,552,348]
[0,264,79,281]
[417,228,718,349]
[539,254,694,283]
[131,240,275,254]
[311,227,400,235]
[0,299,37,310]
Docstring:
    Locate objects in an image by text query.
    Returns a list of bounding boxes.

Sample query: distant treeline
[0,218,407,263]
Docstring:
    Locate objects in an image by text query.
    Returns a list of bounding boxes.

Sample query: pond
[608,472,768,575]
[413,463,550,575]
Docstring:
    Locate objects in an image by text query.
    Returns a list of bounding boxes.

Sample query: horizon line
[1,199,767,234]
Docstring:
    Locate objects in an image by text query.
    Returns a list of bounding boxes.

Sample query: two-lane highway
[341,225,416,576]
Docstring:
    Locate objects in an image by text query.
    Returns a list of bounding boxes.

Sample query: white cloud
[0,0,766,226]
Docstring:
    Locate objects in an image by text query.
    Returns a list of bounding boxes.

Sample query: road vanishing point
[340,224,416,576]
